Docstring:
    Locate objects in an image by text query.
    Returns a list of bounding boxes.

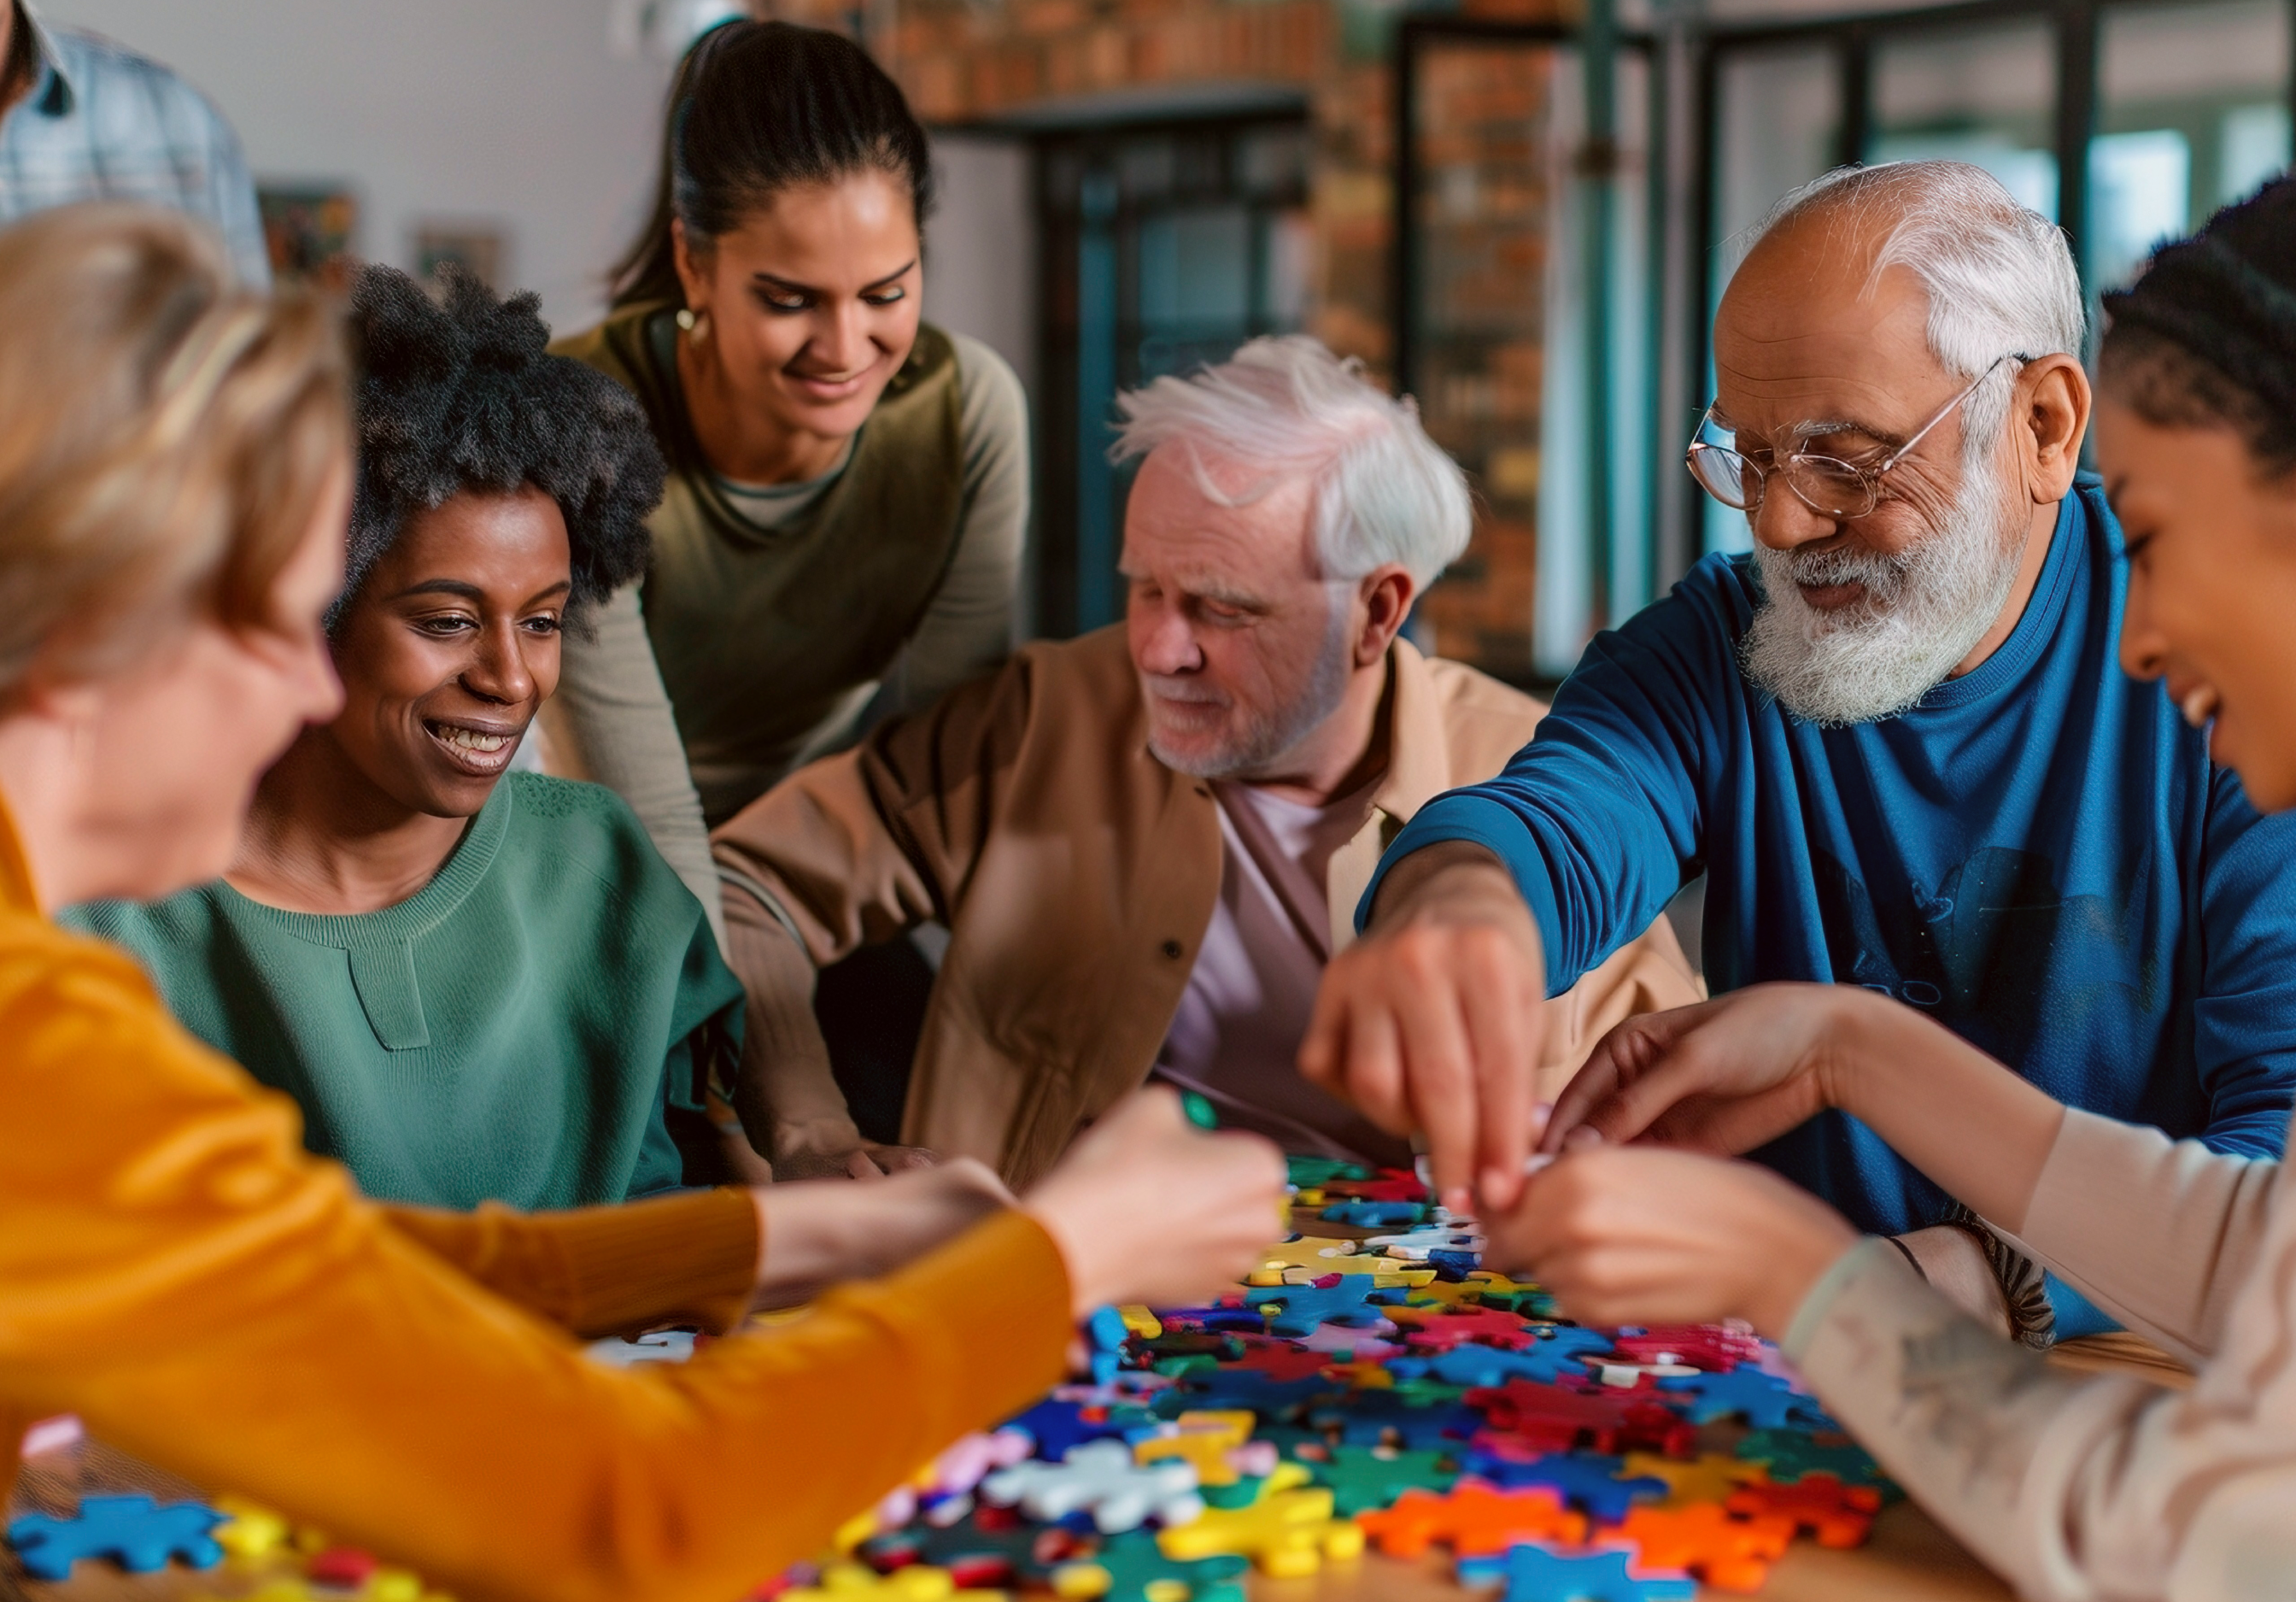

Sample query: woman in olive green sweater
[71,263,742,1212]
[546,21,1029,918]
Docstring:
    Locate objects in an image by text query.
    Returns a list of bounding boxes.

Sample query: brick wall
[753,0,1566,674]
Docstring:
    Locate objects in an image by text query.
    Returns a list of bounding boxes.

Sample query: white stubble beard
[1146,587,1356,780]
[1739,436,2028,727]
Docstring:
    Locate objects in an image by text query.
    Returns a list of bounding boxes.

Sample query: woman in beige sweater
[1491,179,2296,1598]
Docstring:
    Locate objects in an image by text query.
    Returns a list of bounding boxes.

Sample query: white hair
[1110,335,1472,590]
[1747,160,2086,443]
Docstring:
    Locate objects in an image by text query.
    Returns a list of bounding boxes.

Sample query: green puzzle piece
[1285,1156,1369,1188]
[1307,1445,1461,1517]
[1057,1530,1248,1602]
[1735,1430,1901,1499]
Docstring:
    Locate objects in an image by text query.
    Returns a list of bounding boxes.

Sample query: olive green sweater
[65,772,742,1210]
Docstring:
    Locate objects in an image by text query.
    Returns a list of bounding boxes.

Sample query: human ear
[671,220,714,320]
[1356,565,1417,666]
[2018,355,2091,504]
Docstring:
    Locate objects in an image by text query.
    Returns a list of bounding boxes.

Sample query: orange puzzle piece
[1619,1452,1767,1508]
[1355,1481,1589,1558]
[1724,1474,1882,1548]
[1605,1503,1795,1592]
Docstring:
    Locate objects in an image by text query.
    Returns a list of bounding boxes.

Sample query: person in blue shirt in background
[0,0,267,285]
[1302,158,2296,1345]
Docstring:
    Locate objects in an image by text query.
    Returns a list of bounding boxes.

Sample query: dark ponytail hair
[2100,173,2296,480]
[611,21,934,309]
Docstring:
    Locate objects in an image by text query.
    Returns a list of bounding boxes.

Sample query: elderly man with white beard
[1307,159,2296,1343]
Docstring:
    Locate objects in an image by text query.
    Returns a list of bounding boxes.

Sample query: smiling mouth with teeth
[430,723,514,756]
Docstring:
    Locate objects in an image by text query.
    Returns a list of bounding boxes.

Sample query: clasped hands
[1300,843,1869,1341]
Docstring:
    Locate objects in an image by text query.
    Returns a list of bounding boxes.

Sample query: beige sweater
[1787,1106,2293,1599]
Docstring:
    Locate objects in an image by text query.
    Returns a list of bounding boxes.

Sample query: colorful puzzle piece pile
[763,1154,1898,1601]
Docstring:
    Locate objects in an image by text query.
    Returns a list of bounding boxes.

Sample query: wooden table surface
[3,1331,2182,1602]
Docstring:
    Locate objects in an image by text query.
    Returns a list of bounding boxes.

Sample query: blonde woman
[0,203,1281,1602]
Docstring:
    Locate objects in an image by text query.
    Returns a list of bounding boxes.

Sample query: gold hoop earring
[676,307,709,343]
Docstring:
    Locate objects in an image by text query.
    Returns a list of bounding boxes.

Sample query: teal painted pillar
[1581,0,1617,632]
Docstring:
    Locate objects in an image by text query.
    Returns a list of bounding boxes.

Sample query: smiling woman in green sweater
[69,261,742,1211]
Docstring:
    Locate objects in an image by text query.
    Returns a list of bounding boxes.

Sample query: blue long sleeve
[1368,479,2296,1238]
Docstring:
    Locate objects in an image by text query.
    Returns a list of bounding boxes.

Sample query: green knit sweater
[65,772,743,1210]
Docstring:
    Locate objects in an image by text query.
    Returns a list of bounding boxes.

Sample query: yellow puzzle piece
[1155,1464,1365,1579]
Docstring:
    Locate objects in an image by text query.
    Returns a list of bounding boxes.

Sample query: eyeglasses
[1684,353,2029,519]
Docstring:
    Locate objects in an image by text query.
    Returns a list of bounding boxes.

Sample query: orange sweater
[0,813,1072,1602]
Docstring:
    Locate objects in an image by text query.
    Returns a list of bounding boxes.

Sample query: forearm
[2008,1109,2280,1362]
[720,883,861,1160]
[1784,1239,2288,1602]
[380,1188,762,1340]
[1827,993,2065,1233]
[1366,841,1537,936]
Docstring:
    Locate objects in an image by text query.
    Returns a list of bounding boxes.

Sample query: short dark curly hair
[340,262,664,627]
[2100,173,2296,482]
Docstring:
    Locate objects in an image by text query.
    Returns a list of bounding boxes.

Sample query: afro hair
[341,262,664,626]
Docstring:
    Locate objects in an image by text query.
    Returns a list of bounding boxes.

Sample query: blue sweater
[1374,478,2296,1241]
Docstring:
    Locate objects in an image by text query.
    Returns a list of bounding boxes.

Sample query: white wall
[38,0,679,332]
[924,132,1037,401]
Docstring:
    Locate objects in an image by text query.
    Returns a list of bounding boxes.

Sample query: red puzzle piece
[1467,1382,1697,1458]
[1356,1481,1589,1558]
[1227,1340,1334,1383]
[1319,1169,1429,1204]
[1389,1305,1540,1353]
[1608,1326,1763,1373]
[1724,1474,1882,1548]
[1605,1504,1795,1592]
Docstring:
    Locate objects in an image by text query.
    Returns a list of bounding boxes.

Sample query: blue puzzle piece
[1240,1277,1405,1338]
[1426,1247,1481,1281]
[1153,1369,1335,1422]
[1319,1200,1428,1228]
[1085,1305,1133,1386]
[1007,1399,1126,1459]
[1656,1366,1835,1430]
[1393,1327,1614,1388]
[1460,1451,1668,1521]
[6,1495,226,1581]
[1456,1541,1696,1602]
[1311,1393,1481,1451]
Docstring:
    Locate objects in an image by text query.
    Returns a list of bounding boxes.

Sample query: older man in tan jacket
[713,338,1698,1187]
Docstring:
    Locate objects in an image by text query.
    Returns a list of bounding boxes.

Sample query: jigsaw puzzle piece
[1655,1367,1834,1430]
[1134,1412,1275,1488]
[1723,1474,1883,1548]
[1286,1157,1369,1188]
[1051,1531,1247,1602]
[784,1560,1009,1602]
[1455,1540,1696,1602]
[1355,1480,1588,1558]
[1240,1275,1405,1338]
[1466,1380,1697,1458]
[1733,1429,1895,1493]
[1606,1503,1795,1592]
[1397,1327,1613,1387]
[1460,1452,1670,1521]
[1154,1464,1364,1578]
[1309,1392,1479,1451]
[1319,1200,1428,1229]
[1006,1399,1127,1460]
[1608,1324,1762,1372]
[1364,1223,1486,1262]
[981,1440,1204,1535]
[1386,1303,1541,1352]
[1315,1167,1427,1204]
[1301,1444,1461,1517]
[6,1494,226,1581]
[1617,1452,1766,1509]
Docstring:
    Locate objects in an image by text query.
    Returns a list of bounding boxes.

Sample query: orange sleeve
[0,936,1072,1602]
[378,1187,762,1340]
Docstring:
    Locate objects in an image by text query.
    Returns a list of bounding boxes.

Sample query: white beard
[1739,447,2025,727]
[1148,597,1354,780]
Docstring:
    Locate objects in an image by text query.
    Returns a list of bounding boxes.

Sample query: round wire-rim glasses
[1684,353,2029,519]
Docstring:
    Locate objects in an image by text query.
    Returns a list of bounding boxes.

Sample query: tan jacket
[712,625,1702,1186]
